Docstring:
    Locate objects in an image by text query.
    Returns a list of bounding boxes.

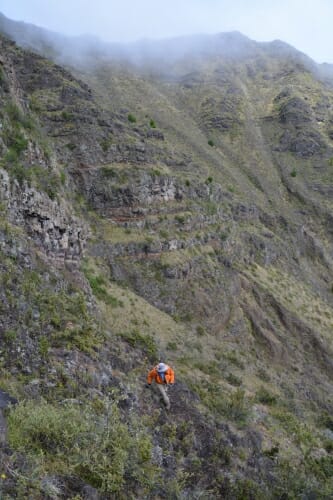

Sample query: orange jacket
[147,365,175,385]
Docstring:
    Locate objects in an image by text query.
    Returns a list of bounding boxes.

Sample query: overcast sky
[1,0,332,63]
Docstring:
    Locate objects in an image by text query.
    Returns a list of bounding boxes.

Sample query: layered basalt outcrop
[0,168,86,261]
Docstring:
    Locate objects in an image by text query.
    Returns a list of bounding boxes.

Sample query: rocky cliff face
[0,167,86,260]
[0,19,333,499]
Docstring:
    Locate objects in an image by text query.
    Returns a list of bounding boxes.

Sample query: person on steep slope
[146,362,175,410]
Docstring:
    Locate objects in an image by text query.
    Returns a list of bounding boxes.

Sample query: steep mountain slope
[0,16,333,499]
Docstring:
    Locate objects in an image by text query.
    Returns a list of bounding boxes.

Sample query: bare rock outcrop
[0,168,87,261]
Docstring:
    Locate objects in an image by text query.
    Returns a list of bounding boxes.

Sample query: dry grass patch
[244,264,333,346]
[96,279,189,362]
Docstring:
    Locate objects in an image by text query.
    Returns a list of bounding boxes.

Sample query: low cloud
[1,0,333,63]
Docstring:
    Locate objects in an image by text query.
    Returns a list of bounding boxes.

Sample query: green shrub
[222,388,249,422]
[61,110,73,121]
[159,229,169,239]
[60,171,66,185]
[120,330,157,359]
[255,386,278,405]
[128,114,137,123]
[0,66,5,84]
[5,101,35,130]
[231,478,264,499]
[100,137,113,152]
[226,373,242,387]
[196,382,249,424]
[5,102,23,123]
[272,408,314,447]
[38,336,50,358]
[51,324,103,353]
[8,397,158,495]
[208,139,214,147]
[305,455,333,488]
[263,445,279,458]
[4,329,17,342]
[7,163,30,185]
[8,399,89,453]
[175,214,185,224]
[223,350,245,369]
[6,133,28,158]
[290,169,297,177]
[205,200,218,215]
[323,440,333,453]
[107,295,124,307]
[150,168,161,176]
[21,115,35,131]
[166,341,178,351]
[196,325,205,336]
[318,411,333,431]
[85,273,121,306]
[194,360,219,376]
[87,274,107,293]
[272,456,333,498]
[29,165,61,200]
[3,148,18,165]
[100,166,116,178]
[257,368,271,382]
[29,95,42,113]
[149,119,156,128]
[205,176,213,184]
[272,459,309,498]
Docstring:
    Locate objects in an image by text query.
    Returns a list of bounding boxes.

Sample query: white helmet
[157,362,168,372]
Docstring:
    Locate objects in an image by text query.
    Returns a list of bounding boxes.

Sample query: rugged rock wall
[0,168,86,260]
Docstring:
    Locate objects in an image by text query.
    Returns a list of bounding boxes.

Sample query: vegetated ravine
[0,12,333,499]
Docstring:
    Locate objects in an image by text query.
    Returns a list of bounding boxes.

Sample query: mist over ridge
[0,10,321,73]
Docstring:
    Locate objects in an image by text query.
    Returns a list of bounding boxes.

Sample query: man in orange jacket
[147,362,175,410]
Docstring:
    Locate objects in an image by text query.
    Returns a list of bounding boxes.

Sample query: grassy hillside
[0,21,333,498]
